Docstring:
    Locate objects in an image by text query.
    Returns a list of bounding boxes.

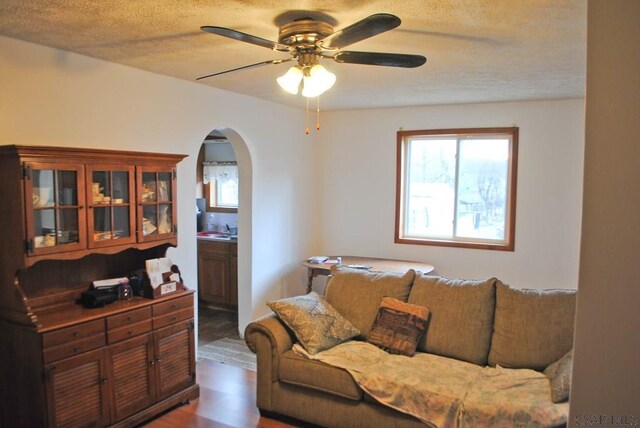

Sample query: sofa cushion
[324,266,416,339]
[367,297,430,356]
[267,291,360,354]
[488,281,576,370]
[408,274,497,365]
[279,349,363,401]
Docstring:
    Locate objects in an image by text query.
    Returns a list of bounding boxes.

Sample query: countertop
[196,232,238,243]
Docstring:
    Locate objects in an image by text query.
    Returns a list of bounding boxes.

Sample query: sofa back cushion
[324,266,415,339]
[488,281,576,370]
[408,274,497,365]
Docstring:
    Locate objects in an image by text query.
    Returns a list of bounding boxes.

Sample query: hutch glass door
[25,162,86,255]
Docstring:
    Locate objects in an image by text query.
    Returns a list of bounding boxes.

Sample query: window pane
[406,138,456,238]
[455,139,509,241]
[217,179,238,207]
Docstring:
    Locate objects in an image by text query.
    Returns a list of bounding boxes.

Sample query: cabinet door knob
[150,360,155,366]
[101,378,108,384]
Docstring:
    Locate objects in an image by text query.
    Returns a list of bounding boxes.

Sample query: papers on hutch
[146,257,180,297]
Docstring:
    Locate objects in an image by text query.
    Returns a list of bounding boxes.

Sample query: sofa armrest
[244,313,295,411]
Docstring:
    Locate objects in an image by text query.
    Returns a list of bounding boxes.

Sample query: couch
[244,266,576,427]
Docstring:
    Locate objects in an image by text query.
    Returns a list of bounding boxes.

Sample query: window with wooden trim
[203,162,238,213]
[395,127,518,251]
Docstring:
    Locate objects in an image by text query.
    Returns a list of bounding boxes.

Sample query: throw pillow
[267,291,360,354]
[544,349,573,403]
[367,297,430,357]
[324,266,416,339]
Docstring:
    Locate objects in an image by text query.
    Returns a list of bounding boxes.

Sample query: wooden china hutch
[0,146,199,427]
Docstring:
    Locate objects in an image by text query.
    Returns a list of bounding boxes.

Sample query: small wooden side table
[302,256,435,293]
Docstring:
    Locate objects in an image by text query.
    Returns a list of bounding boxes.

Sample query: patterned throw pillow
[267,292,360,354]
[367,297,430,357]
[544,349,573,403]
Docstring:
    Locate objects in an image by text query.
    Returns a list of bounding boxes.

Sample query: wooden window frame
[204,181,237,213]
[395,127,518,251]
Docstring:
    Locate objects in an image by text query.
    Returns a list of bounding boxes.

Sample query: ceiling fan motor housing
[278,20,334,49]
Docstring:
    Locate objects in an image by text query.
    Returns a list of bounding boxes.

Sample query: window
[395,127,518,250]
[203,162,238,212]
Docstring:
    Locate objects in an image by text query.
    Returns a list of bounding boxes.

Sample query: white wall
[318,99,585,290]
[0,35,317,332]
[570,0,640,421]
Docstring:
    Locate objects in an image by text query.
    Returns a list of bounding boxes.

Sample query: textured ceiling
[0,0,586,110]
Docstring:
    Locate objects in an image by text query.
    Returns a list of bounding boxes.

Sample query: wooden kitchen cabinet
[197,240,237,309]
[0,146,197,427]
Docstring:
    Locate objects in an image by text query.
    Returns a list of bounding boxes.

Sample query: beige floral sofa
[245,266,576,427]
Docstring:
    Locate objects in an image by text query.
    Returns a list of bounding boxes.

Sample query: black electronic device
[78,287,118,308]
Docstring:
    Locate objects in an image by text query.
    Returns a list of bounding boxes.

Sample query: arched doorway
[195,128,252,345]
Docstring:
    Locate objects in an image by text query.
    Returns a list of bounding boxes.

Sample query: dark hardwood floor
[143,305,302,426]
[197,305,241,346]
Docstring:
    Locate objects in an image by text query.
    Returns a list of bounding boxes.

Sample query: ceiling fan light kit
[277,63,336,97]
[199,13,426,99]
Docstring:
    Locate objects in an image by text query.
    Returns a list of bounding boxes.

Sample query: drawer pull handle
[73,347,79,353]
[72,331,78,337]
[171,316,177,321]
[171,304,176,310]
[127,316,132,322]
[128,331,133,336]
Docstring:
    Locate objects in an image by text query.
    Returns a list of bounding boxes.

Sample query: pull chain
[316,96,321,131]
[305,97,310,135]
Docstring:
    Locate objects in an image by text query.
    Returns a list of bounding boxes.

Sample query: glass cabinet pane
[142,172,157,202]
[113,206,130,238]
[93,206,112,241]
[142,205,158,236]
[32,170,55,208]
[56,171,78,206]
[56,209,80,245]
[112,171,129,203]
[157,172,171,202]
[33,209,56,248]
[158,204,172,234]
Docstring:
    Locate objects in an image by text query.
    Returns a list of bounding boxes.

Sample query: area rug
[198,337,257,371]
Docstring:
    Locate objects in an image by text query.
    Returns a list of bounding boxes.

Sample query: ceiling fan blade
[333,51,426,68]
[320,13,401,49]
[196,58,293,81]
[201,26,291,52]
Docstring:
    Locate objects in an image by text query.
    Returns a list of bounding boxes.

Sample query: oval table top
[303,256,434,293]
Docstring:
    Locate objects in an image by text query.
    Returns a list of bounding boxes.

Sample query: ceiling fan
[197,13,427,97]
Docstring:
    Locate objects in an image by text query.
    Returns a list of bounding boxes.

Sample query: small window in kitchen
[203,162,238,212]
[396,127,518,251]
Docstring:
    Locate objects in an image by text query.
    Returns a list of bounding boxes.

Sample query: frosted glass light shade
[301,64,336,98]
[276,66,303,94]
